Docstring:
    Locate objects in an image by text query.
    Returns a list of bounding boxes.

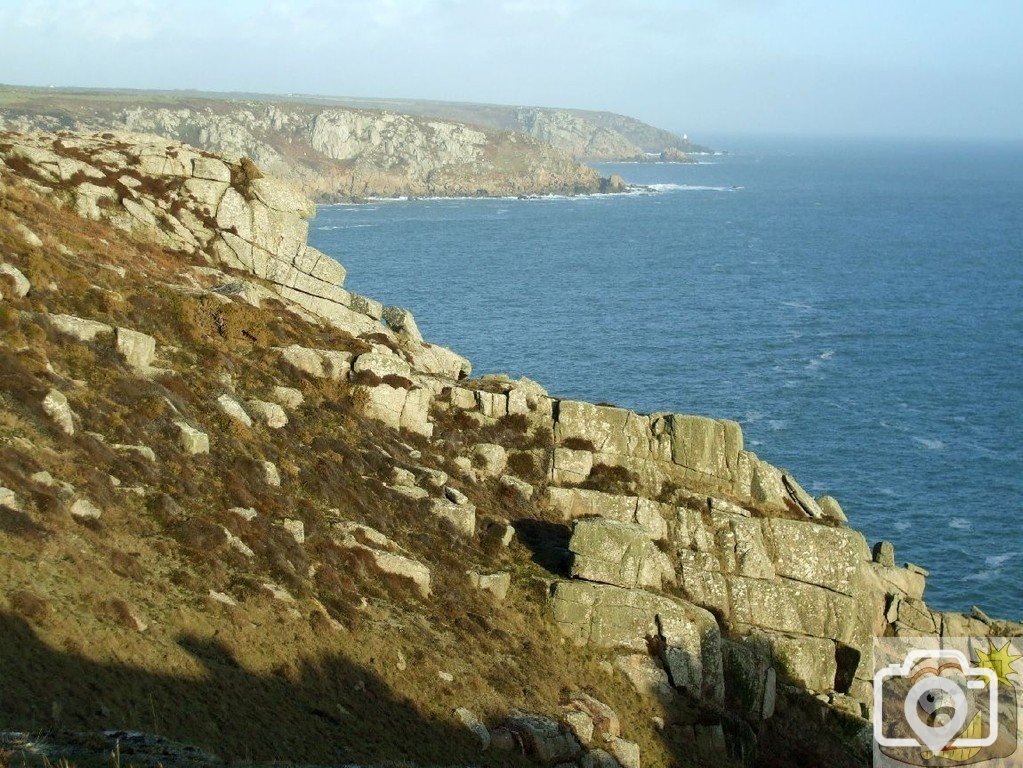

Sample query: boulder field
[0,130,1016,768]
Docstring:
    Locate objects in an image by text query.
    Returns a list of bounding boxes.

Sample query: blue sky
[1,0,1021,140]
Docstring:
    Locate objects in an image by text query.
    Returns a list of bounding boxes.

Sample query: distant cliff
[0,90,619,202]
[284,95,715,160]
[0,87,708,201]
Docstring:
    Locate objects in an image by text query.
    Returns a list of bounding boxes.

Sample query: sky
[1,0,1021,141]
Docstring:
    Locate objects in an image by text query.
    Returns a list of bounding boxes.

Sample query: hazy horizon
[1,0,1021,142]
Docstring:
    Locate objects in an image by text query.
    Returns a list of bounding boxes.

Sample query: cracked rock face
[0,103,605,201]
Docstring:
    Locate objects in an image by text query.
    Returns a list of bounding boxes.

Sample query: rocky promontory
[0,92,613,202]
[0,130,1014,767]
[0,86,706,201]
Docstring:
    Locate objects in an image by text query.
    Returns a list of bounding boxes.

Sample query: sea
[309,136,1023,619]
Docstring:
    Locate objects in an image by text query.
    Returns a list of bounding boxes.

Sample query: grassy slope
[0,170,697,767]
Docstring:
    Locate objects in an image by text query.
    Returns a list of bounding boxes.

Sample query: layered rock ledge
[0,129,1016,768]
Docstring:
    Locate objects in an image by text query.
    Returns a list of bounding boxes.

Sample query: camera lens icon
[905,675,970,754]
[874,648,1000,756]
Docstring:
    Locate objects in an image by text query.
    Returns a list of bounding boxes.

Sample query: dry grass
[0,170,711,766]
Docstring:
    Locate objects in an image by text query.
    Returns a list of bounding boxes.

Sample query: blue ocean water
[309,136,1023,619]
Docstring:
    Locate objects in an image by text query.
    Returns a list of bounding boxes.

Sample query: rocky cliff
[0,130,1015,768]
[0,91,615,202]
[287,95,715,160]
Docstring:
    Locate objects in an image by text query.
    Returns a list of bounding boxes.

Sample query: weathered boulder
[565,692,620,740]
[767,633,838,692]
[430,498,476,536]
[551,446,593,485]
[546,487,668,541]
[354,382,433,437]
[333,521,431,598]
[504,711,582,765]
[762,518,869,595]
[382,306,423,344]
[727,575,856,642]
[712,512,774,580]
[470,442,507,477]
[282,518,305,544]
[217,394,252,427]
[613,654,678,707]
[278,344,352,380]
[499,474,535,501]
[349,293,383,320]
[260,460,281,487]
[658,600,725,704]
[453,707,490,751]
[0,487,23,512]
[353,351,412,380]
[872,540,896,567]
[45,313,113,342]
[467,570,511,601]
[192,156,231,182]
[247,399,288,429]
[115,327,157,373]
[42,389,75,435]
[174,421,210,455]
[0,263,31,297]
[662,413,742,483]
[568,519,674,590]
[817,494,848,523]
[271,385,304,409]
[550,580,723,705]
[112,443,156,462]
[608,737,640,768]
[69,498,102,520]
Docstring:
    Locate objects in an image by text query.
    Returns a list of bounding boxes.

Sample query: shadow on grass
[0,613,533,767]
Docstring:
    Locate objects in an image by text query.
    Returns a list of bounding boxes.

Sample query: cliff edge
[0,91,613,202]
[0,130,1015,768]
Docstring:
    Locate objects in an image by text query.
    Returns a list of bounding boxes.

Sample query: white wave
[894,520,911,531]
[820,350,835,360]
[780,300,814,311]
[949,517,971,530]
[646,183,742,193]
[965,569,996,582]
[912,436,945,450]
[316,223,377,230]
[985,552,1017,568]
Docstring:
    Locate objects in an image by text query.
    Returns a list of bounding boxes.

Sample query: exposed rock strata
[1,130,1016,768]
[0,101,609,201]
